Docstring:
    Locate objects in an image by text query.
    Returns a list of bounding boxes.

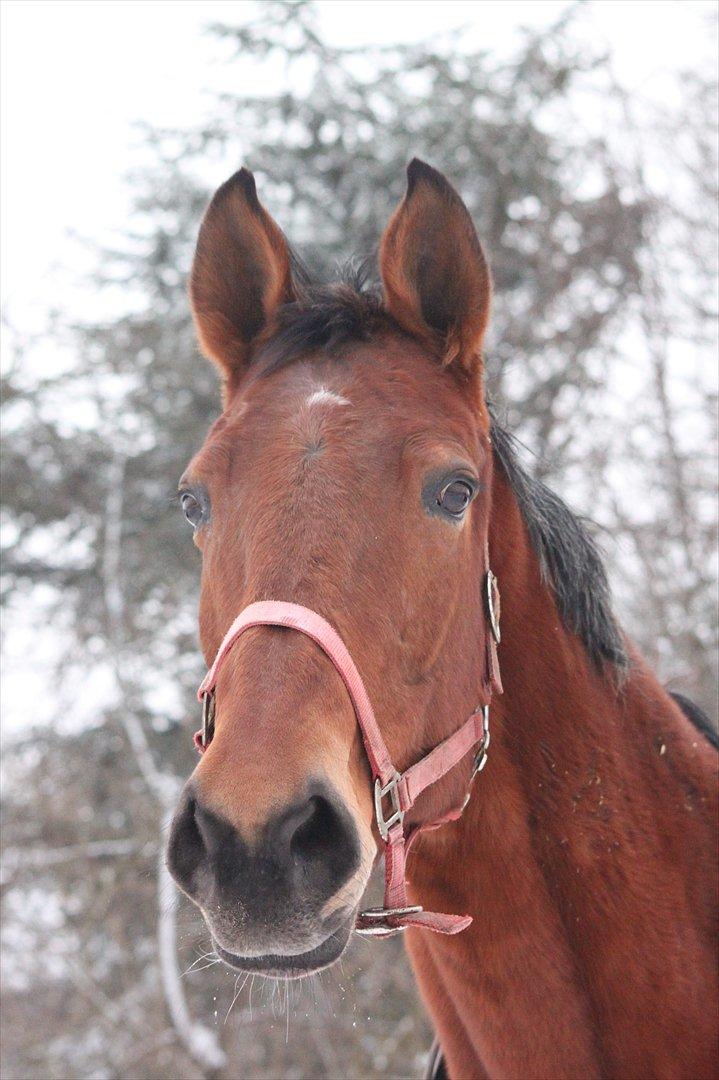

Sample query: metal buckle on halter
[355,905,423,937]
[374,772,404,841]
[485,569,501,644]
[200,689,216,749]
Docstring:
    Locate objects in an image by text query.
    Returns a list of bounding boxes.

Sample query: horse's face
[167,161,492,976]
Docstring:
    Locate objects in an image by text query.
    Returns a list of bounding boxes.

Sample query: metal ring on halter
[201,689,216,749]
[463,706,491,808]
[485,569,501,644]
[355,905,423,937]
[472,704,490,778]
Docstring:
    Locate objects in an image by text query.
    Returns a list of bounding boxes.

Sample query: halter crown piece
[194,561,502,938]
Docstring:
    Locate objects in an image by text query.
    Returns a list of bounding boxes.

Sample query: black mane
[258,268,628,675]
[488,418,628,674]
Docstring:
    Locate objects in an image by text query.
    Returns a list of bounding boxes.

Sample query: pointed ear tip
[234,166,260,202]
[213,166,260,212]
[406,158,453,197]
[235,165,256,187]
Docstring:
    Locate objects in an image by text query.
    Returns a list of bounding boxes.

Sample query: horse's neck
[405,468,718,1080]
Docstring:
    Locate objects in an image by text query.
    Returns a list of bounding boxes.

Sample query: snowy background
[1,2,717,1077]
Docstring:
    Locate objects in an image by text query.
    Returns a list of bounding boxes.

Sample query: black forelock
[259,258,387,376]
[254,267,628,676]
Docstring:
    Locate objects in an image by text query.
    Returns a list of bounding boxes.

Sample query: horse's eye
[180,492,204,528]
[437,479,475,517]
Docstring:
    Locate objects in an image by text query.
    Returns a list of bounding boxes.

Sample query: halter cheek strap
[194,587,501,938]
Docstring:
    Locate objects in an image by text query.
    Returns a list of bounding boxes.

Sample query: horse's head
[166,160,494,976]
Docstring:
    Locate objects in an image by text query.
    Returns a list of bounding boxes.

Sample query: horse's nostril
[290,796,342,864]
[166,792,206,892]
[272,789,359,895]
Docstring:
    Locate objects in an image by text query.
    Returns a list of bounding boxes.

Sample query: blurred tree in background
[1,3,716,1077]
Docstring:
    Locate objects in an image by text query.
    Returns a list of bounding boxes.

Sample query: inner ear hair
[380,159,491,376]
[189,167,295,391]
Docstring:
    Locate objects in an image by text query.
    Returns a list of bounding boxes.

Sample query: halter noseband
[194,570,502,938]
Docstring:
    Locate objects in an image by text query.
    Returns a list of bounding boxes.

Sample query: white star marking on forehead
[305,386,350,408]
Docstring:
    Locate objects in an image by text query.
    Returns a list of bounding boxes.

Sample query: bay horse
[166,160,718,1079]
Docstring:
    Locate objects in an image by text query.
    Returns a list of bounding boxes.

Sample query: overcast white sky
[1,0,715,738]
[1,0,715,337]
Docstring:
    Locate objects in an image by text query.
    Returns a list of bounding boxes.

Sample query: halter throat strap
[194,588,501,937]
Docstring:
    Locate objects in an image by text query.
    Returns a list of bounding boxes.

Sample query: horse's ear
[189,168,294,389]
[380,159,491,376]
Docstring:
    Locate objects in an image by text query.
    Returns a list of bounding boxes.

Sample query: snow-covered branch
[100,449,226,1075]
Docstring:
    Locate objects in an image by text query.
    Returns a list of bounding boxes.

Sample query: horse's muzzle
[166,778,362,973]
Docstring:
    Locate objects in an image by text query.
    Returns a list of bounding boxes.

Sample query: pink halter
[195,578,501,937]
